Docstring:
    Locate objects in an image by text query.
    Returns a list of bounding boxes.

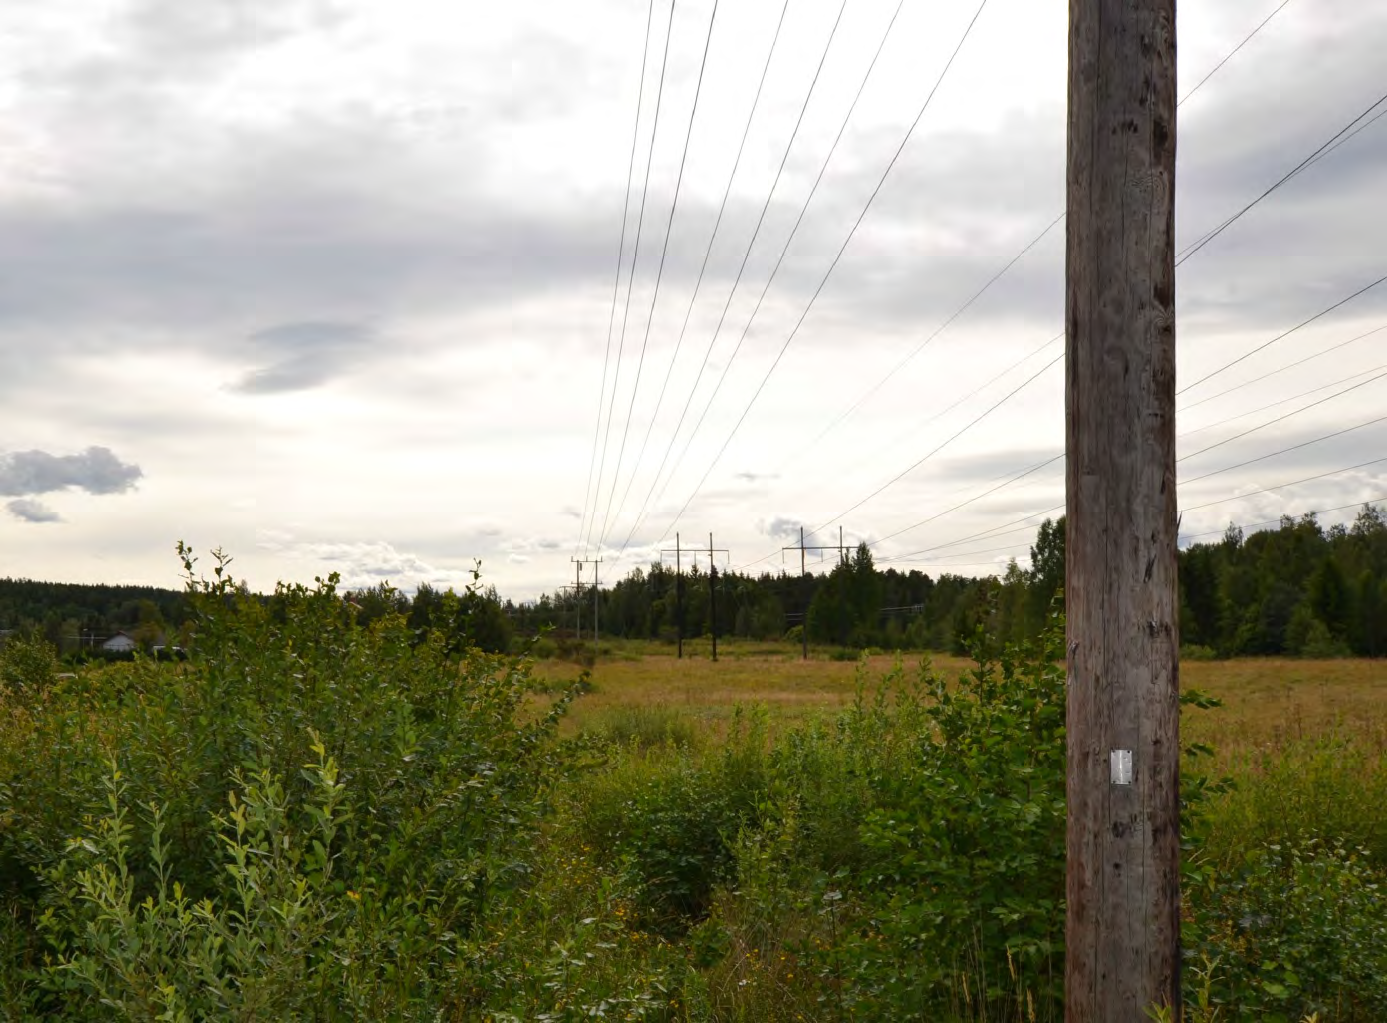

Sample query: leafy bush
[1186,838,1387,1020]
[569,708,771,926]
[839,625,1068,1017]
[0,632,59,694]
[1181,643,1219,661]
[0,547,582,1019]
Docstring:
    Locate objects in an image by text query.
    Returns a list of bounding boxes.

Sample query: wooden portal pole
[709,532,718,663]
[800,527,808,660]
[1065,0,1179,1018]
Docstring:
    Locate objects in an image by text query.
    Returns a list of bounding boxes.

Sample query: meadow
[537,639,1387,765]
[1,561,1384,1021]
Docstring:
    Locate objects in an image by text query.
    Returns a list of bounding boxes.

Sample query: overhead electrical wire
[605,0,793,560]
[589,0,679,554]
[872,406,1387,568]
[876,358,1387,558]
[780,215,1066,476]
[576,0,655,558]
[626,0,913,550]
[819,268,1387,561]
[1180,457,1387,515]
[1178,366,1387,464]
[656,0,994,544]
[599,0,723,550]
[1181,322,1387,412]
[766,0,1299,482]
[1179,272,1387,397]
[1178,0,1295,107]
[1175,88,1387,266]
[738,294,1387,573]
[607,0,850,555]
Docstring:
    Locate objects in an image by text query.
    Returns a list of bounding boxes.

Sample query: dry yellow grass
[536,641,1387,758]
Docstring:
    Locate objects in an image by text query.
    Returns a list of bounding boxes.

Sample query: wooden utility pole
[571,556,602,642]
[569,559,584,640]
[666,534,728,659]
[709,532,718,663]
[801,527,807,660]
[1065,0,1179,1018]
[781,526,851,659]
[660,534,685,658]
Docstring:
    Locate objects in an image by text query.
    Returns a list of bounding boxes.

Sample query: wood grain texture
[1065,0,1179,1018]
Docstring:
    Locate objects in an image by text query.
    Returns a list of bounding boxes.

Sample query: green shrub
[569,708,771,926]
[843,624,1068,1017]
[0,632,59,694]
[1186,838,1387,1020]
[0,546,583,1019]
[1181,643,1219,661]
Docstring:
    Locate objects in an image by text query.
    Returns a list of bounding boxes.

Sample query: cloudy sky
[1,0,1384,599]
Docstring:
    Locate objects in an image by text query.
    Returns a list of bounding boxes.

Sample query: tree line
[4,502,1386,658]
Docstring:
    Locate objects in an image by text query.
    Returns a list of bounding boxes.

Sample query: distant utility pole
[1066,0,1179,1017]
[662,533,729,660]
[570,556,603,642]
[559,584,580,639]
[781,525,851,660]
[659,534,686,659]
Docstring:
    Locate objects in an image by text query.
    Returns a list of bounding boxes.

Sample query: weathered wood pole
[1065,0,1179,1017]
[709,532,718,663]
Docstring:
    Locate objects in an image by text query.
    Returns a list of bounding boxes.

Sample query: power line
[1178,0,1295,106]
[657,0,994,544]
[576,0,655,558]
[769,0,1298,479]
[865,106,1387,538]
[611,0,850,552]
[784,225,1065,484]
[1180,360,1387,442]
[1180,322,1387,412]
[880,409,1387,567]
[812,348,1062,539]
[1181,456,1387,514]
[608,0,793,560]
[742,301,1387,573]
[601,0,723,548]
[1181,408,1387,488]
[1179,273,1387,397]
[1178,365,1387,464]
[627,0,912,550]
[1175,88,1387,266]
[586,0,678,555]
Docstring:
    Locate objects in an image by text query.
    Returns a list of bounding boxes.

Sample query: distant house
[100,631,138,653]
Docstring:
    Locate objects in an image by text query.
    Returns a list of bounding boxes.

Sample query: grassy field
[536,638,1387,764]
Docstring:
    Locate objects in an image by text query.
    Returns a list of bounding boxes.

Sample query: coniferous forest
[3,503,1386,659]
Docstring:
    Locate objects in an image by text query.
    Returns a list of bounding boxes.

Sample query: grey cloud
[6,498,61,523]
[42,0,345,95]
[232,321,375,394]
[762,516,805,540]
[0,446,143,497]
